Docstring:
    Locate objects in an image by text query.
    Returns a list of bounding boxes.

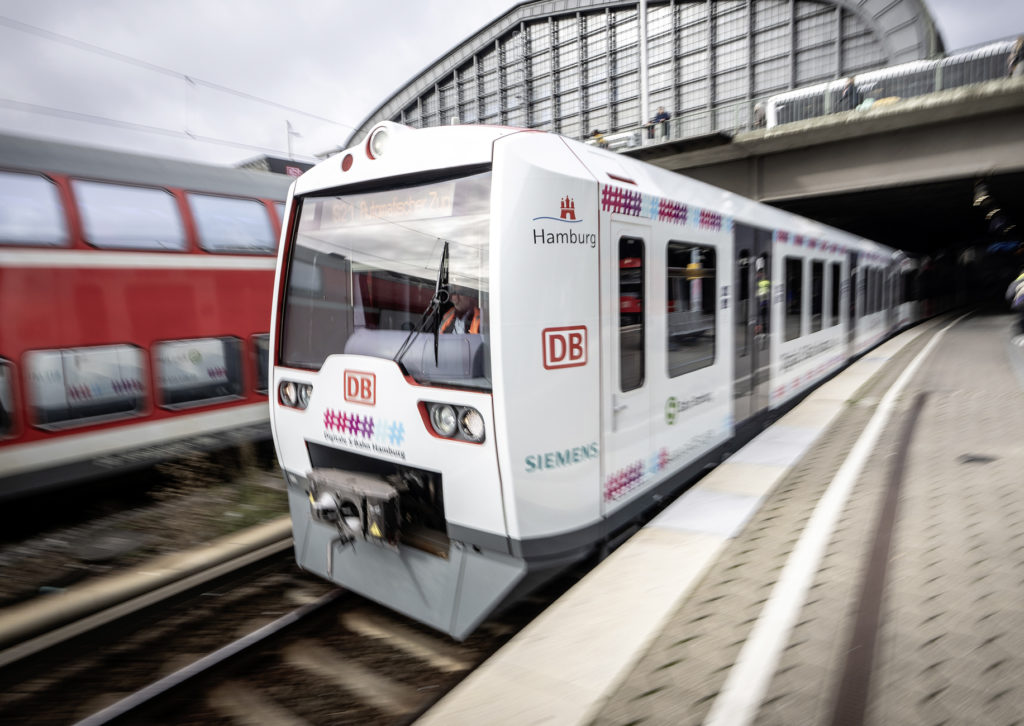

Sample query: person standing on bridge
[1009,37,1024,78]
[837,78,861,111]
[646,107,671,139]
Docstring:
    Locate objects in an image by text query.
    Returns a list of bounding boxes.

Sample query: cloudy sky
[0,0,1020,167]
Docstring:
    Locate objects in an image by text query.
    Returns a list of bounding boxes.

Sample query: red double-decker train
[0,132,293,500]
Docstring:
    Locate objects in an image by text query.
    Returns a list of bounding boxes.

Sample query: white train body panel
[490,135,602,541]
[270,122,906,639]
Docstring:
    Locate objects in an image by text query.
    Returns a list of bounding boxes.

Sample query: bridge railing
[766,39,1016,127]
[583,38,1018,152]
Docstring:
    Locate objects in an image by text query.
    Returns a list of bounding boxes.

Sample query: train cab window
[829,262,841,327]
[619,237,645,391]
[253,334,270,394]
[810,260,824,333]
[0,359,14,438]
[666,242,716,377]
[280,171,492,390]
[72,180,186,251]
[188,194,277,253]
[25,345,147,429]
[0,170,69,247]
[154,337,244,409]
[274,202,285,226]
[784,257,803,341]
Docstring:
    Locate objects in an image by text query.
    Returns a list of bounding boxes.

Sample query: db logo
[344,370,376,406]
[542,326,587,369]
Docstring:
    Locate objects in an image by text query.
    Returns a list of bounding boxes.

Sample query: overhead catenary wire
[0,98,303,157]
[0,15,353,130]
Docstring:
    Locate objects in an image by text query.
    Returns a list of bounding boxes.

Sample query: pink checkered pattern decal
[601,184,735,233]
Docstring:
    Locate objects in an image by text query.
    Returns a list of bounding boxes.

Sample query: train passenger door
[733,223,772,423]
[601,225,652,508]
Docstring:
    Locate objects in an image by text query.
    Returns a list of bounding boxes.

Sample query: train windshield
[279,170,492,390]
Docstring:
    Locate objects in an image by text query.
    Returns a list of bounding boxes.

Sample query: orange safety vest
[440,306,480,333]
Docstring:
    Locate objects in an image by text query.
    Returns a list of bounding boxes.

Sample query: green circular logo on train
[665,396,678,425]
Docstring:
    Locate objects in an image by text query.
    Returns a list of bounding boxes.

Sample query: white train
[270,122,915,639]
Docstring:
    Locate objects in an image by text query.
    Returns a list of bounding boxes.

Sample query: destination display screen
[311,180,456,229]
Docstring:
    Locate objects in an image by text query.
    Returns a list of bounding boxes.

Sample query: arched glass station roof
[346,0,942,148]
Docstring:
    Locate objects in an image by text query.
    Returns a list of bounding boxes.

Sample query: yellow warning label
[370,522,382,538]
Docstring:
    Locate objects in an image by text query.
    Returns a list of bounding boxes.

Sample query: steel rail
[72,589,345,726]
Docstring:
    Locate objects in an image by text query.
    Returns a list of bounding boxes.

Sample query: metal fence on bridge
[586,38,1018,153]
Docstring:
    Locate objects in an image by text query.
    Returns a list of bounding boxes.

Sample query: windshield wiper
[393,241,449,367]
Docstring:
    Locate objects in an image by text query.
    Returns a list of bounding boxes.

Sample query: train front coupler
[307,469,401,558]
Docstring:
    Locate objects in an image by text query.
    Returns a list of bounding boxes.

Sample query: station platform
[417,310,1024,726]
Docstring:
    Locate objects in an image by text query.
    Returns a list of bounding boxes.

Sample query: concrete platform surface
[418,311,1024,725]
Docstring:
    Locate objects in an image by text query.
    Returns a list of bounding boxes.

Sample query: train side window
[72,180,186,251]
[0,359,14,438]
[188,194,277,254]
[855,268,864,318]
[666,242,716,377]
[619,237,645,392]
[274,202,285,227]
[25,345,147,430]
[253,334,270,394]
[901,269,916,302]
[0,170,69,247]
[154,337,244,409]
[810,260,824,333]
[784,257,803,342]
[829,262,841,327]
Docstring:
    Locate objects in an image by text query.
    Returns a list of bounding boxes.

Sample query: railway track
[0,525,574,726]
[77,598,512,726]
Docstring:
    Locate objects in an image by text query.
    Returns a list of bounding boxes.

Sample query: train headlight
[366,127,389,159]
[459,407,485,442]
[422,402,486,443]
[279,380,313,409]
[429,404,458,437]
[280,381,297,406]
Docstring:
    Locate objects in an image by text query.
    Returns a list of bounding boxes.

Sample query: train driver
[440,289,481,334]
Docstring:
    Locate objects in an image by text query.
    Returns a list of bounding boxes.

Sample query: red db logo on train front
[543,326,587,369]
[344,370,376,406]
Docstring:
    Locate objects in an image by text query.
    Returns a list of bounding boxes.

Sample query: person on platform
[756,267,771,334]
[1006,268,1024,334]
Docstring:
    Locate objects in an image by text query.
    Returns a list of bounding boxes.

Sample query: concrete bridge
[624,77,1024,254]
